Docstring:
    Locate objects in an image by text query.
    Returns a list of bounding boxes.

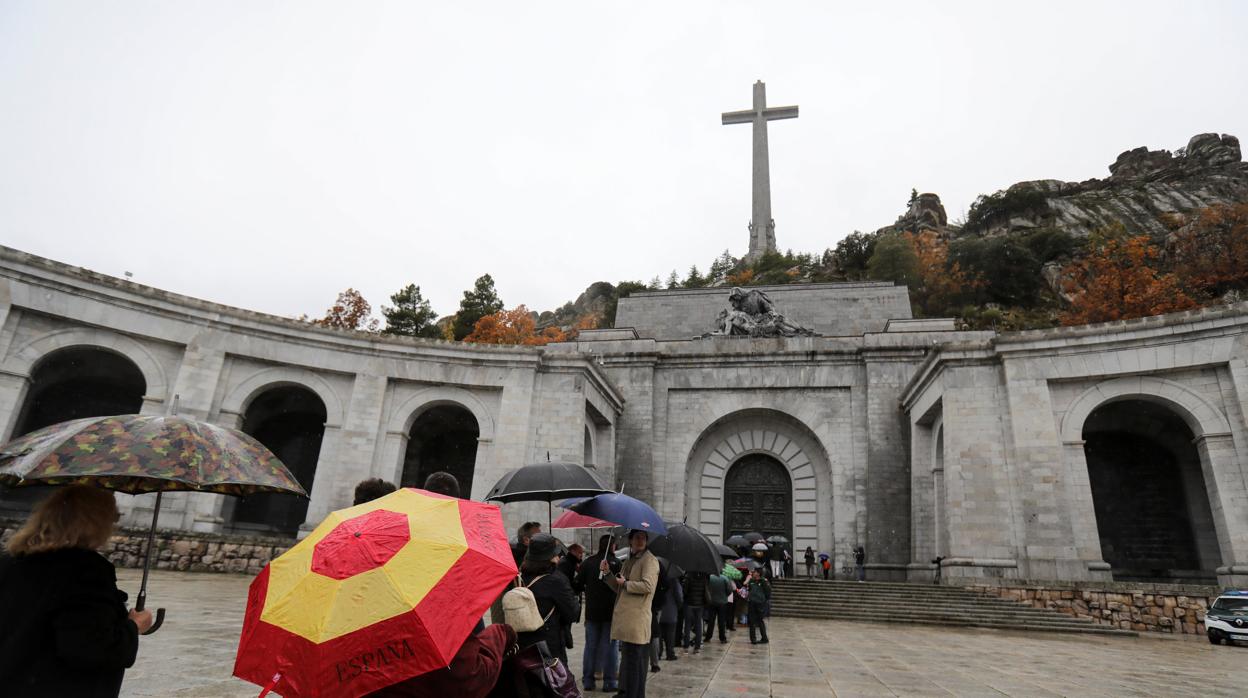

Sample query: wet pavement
[117,569,1247,697]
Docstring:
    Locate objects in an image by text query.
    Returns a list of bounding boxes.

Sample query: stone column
[1060,440,1112,581]
[1195,433,1248,587]
[300,373,387,534]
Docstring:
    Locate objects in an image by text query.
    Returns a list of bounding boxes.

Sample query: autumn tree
[1060,233,1196,325]
[381,284,440,338]
[313,288,379,332]
[1170,202,1248,299]
[452,274,504,340]
[464,305,569,346]
[909,230,979,316]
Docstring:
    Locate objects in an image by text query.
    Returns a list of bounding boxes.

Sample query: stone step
[767,580,1135,637]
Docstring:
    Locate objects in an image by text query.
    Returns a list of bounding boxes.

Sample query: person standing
[702,573,730,643]
[803,547,816,578]
[654,560,683,660]
[603,529,659,698]
[744,568,771,645]
[681,571,708,654]
[516,534,580,667]
[0,485,155,698]
[575,535,620,693]
[768,543,784,579]
[854,545,866,582]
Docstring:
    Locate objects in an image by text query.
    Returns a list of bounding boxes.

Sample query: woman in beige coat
[602,529,659,698]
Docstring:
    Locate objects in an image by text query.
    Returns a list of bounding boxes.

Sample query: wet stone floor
[117,570,1247,697]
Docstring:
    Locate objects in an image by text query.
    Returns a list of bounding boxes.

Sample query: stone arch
[1060,376,1231,442]
[684,408,833,549]
[220,367,345,428]
[11,328,169,403]
[386,386,497,441]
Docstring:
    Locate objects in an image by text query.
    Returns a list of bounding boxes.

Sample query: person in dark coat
[654,560,683,661]
[574,534,620,692]
[516,534,580,667]
[370,624,517,698]
[681,572,708,653]
[0,485,154,698]
[804,546,816,578]
[555,542,583,653]
[744,568,771,645]
[702,573,731,643]
[854,545,866,582]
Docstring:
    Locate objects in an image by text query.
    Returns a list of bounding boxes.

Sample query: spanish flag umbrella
[233,488,517,698]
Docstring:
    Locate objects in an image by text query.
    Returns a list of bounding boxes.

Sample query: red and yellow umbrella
[233,488,516,698]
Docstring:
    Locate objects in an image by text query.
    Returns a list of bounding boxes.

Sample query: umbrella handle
[143,608,166,635]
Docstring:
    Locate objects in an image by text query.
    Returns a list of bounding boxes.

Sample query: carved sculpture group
[707,287,816,338]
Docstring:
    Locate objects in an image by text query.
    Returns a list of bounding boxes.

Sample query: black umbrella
[715,543,738,558]
[484,461,611,526]
[743,531,766,543]
[648,522,721,574]
[766,535,789,545]
[724,534,749,549]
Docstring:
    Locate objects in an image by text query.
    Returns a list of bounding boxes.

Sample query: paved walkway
[117,570,1246,697]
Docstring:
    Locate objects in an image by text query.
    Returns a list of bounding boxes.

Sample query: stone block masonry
[963,579,1221,635]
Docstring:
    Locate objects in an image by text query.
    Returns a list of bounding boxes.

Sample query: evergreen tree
[707,249,737,284]
[648,276,662,290]
[684,265,706,288]
[381,284,441,338]
[452,274,504,340]
[666,270,680,289]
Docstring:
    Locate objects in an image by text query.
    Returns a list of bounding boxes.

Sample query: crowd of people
[0,470,871,698]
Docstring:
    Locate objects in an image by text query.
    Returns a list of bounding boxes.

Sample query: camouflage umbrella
[0,414,307,634]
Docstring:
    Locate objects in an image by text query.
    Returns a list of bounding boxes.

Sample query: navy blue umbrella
[568,493,668,536]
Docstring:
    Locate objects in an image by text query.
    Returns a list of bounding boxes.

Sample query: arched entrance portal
[1083,399,1222,583]
[401,404,479,496]
[723,454,792,542]
[231,386,326,535]
[1,347,146,515]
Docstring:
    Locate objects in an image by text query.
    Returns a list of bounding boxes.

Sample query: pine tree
[666,270,680,289]
[648,276,662,290]
[684,265,706,288]
[381,284,440,338]
[452,274,504,340]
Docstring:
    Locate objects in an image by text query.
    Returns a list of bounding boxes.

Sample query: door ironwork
[723,453,792,541]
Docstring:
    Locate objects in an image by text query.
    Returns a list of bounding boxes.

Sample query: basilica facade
[1,245,1245,588]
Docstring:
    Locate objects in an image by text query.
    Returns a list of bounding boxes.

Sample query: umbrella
[551,509,617,529]
[567,493,668,536]
[731,557,763,571]
[751,542,769,552]
[715,543,738,558]
[233,487,516,698]
[484,461,610,526]
[766,535,789,545]
[647,522,720,574]
[818,552,830,561]
[720,562,743,581]
[743,532,765,543]
[0,414,306,635]
[724,534,749,549]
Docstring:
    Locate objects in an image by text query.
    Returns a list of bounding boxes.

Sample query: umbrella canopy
[484,462,609,503]
[568,493,667,536]
[720,562,743,581]
[731,557,763,571]
[742,532,766,543]
[724,535,749,549]
[551,509,617,529]
[751,542,770,552]
[715,543,738,558]
[766,535,790,545]
[234,488,516,698]
[0,415,305,495]
[647,522,720,574]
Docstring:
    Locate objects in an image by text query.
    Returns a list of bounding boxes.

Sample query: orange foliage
[725,268,755,286]
[464,305,570,346]
[314,288,380,332]
[1170,202,1248,299]
[908,230,980,315]
[1060,235,1196,325]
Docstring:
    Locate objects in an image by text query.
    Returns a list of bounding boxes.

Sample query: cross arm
[721,109,756,125]
[761,105,799,121]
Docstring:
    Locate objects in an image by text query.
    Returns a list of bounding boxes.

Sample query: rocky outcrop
[536,280,614,328]
[959,133,1247,240]
[875,192,950,236]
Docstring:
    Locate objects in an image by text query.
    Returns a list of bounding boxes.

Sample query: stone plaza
[118,569,1247,697]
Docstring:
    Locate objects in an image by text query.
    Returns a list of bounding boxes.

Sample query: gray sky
[2,1,1245,321]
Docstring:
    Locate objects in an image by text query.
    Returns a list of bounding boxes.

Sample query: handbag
[511,641,581,698]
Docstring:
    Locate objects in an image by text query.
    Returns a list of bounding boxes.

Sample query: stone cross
[722,80,798,262]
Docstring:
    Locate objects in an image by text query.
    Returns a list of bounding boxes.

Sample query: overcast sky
[2,1,1246,321]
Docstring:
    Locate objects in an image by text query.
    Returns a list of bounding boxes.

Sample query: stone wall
[0,518,291,575]
[964,580,1220,635]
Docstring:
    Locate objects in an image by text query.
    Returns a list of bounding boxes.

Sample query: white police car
[1205,590,1248,645]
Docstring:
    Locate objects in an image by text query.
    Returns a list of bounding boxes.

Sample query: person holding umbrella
[601,529,659,698]
[575,534,621,693]
[804,546,816,578]
[0,485,154,697]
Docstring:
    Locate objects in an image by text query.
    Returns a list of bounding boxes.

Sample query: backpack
[503,575,555,633]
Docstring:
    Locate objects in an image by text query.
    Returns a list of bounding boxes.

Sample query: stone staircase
[768,579,1137,636]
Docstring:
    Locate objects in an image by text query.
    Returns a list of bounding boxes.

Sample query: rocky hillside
[953,133,1246,240]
